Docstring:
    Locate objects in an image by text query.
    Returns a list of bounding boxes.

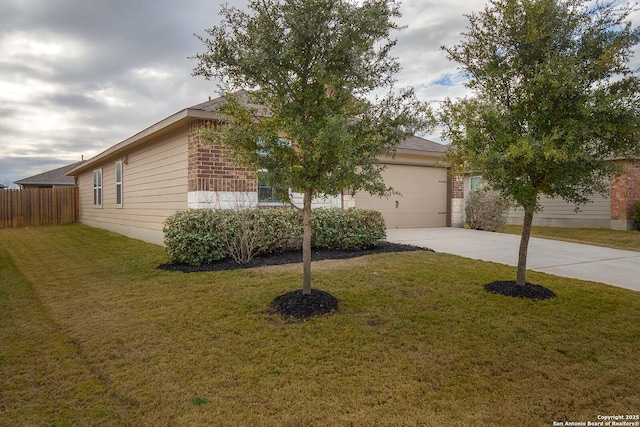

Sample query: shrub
[164,208,303,265]
[633,200,640,230]
[163,209,230,265]
[312,208,386,250]
[465,188,509,231]
[163,207,385,265]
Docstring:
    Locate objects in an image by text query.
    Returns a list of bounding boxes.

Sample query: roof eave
[14,181,74,185]
[67,108,221,176]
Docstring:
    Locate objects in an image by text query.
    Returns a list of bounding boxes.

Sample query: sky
[0,0,637,187]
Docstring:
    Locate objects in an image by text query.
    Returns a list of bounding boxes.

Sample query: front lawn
[1,225,638,426]
[502,224,640,252]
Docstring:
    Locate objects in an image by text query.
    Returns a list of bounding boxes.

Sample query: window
[115,161,123,207]
[93,169,102,206]
[257,138,290,205]
[470,176,483,191]
[257,170,283,204]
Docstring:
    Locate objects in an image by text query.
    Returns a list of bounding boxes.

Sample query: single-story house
[67,94,453,246]
[463,158,640,230]
[15,161,83,189]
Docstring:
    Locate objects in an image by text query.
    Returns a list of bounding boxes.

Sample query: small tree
[441,0,640,286]
[193,0,431,295]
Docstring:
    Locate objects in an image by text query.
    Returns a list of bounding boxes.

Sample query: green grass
[502,225,640,252]
[1,224,639,426]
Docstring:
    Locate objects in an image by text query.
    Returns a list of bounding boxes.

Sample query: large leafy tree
[193,0,430,295]
[441,0,640,286]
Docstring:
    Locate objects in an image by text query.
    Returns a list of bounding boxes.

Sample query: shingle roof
[192,94,446,154]
[189,90,268,116]
[69,92,446,176]
[15,161,83,186]
[398,135,447,154]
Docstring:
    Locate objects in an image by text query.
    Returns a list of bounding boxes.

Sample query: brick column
[611,159,640,230]
[450,173,465,228]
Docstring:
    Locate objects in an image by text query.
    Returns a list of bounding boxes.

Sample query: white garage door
[354,165,448,228]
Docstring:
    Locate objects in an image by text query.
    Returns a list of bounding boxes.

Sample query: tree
[193,0,431,295]
[441,0,640,287]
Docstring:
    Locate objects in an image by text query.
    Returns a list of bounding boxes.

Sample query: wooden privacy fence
[0,187,79,228]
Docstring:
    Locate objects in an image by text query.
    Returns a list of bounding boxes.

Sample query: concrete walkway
[386,227,640,292]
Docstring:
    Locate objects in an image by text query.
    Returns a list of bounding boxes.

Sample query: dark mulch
[268,289,339,321]
[484,281,556,301]
[157,242,429,273]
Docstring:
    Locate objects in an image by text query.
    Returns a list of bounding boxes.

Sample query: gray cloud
[1,0,637,185]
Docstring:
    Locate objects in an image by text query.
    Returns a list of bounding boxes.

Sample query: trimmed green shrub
[163,209,229,265]
[633,200,640,230]
[163,207,386,265]
[312,208,386,250]
[163,208,303,265]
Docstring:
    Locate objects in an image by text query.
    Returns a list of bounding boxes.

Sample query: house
[14,161,83,189]
[0,183,6,189]
[462,159,640,230]
[67,94,452,246]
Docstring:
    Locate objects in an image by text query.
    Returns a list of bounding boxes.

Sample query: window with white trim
[115,161,123,207]
[93,169,102,206]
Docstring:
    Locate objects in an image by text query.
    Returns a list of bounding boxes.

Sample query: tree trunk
[302,187,313,295]
[517,208,534,286]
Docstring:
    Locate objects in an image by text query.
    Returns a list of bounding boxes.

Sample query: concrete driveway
[386,227,640,292]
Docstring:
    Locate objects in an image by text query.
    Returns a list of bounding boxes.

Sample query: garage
[354,164,448,228]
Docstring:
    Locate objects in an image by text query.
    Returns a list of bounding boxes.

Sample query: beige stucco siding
[78,128,188,245]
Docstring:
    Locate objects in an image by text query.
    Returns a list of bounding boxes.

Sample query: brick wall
[187,120,256,193]
[452,175,464,199]
[611,159,640,221]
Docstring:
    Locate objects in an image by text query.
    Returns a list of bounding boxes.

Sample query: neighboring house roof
[67,91,446,176]
[0,183,6,189]
[14,161,83,187]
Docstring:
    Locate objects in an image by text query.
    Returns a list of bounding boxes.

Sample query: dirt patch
[484,281,556,301]
[157,243,429,273]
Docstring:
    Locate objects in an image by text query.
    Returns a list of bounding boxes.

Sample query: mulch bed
[484,281,556,301]
[157,242,429,273]
[268,289,339,321]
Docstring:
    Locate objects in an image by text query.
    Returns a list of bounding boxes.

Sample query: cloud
[0,0,219,185]
[0,0,637,185]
